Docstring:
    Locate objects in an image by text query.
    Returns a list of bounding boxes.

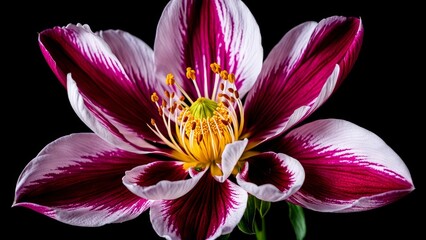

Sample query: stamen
[187,67,202,97]
[165,73,194,104]
[234,90,239,99]
[148,63,244,175]
[220,70,228,80]
[210,62,221,73]
[166,73,175,85]
[151,92,159,102]
[228,73,235,84]
[186,67,196,80]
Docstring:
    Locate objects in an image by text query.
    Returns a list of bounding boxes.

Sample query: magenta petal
[275,119,414,212]
[123,161,205,200]
[154,0,263,99]
[150,174,247,240]
[67,75,166,154]
[243,16,363,146]
[39,24,166,145]
[13,133,155,226]
[236,152,304,202]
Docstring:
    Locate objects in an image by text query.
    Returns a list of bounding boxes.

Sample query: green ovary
[189,97,218,119]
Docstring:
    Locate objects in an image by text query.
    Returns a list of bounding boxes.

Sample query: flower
[13,0,414,239]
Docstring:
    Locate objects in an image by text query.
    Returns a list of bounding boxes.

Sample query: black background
[4,1,423,239]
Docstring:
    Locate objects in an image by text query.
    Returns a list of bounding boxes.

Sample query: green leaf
[288,202,306,240]
[237,195,257,235]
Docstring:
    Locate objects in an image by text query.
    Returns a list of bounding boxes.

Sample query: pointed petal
[275,119,414,212]
[123,161,206,200]
[236,152,304,202]
[39,24,166,146]
[67,74,165,154]
[155,0,262,99]
[150,174,247,240]
[244,16,363,145]
[215,139,248,183]
[13,133,155,226]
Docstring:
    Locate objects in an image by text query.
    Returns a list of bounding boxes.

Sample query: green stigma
[189,97,218,119]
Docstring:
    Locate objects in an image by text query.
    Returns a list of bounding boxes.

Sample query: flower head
[13,0,414,239]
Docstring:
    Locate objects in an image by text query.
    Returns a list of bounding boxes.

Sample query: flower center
[189,97,217,119]
[149,63,244,176]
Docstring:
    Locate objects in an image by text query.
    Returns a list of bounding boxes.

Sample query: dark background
[4,1,422,239]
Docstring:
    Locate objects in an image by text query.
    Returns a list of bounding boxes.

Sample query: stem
[254,215,267,240]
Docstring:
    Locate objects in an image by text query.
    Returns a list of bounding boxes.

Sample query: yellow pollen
[186,67,196,80]
[166,73,175,85]
[148,63,245,177]
[210,62,221,73]
[151,92,159,102]
[228,73,235,83]
[220,70,229,80]
[178,101,233,151]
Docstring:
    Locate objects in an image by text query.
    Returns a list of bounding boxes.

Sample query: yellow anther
[166,73,175,85]
[148,63,245,176]
[186,67,196,80]
[220,70,228,80]
[210,62,221,73]
[228,73,235,83]
[151,92,159,102]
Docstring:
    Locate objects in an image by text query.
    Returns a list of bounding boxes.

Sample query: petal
[244,16,363,145]
[154,0,262,99]
[123,161,206,200]
[236,152,304,202]
[39,24,166,146]
[214,139,248,183]
[67,74,165,154]
[150,174,247,240]
[13,133,155,226]
[275,119,414,212]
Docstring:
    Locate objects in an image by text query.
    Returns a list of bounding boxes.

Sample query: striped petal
[154,0,262,100]
[236,152,304,202]
[274,119,414,212]
[13,133,155,226]
[244,16,363,146]
[123,161,205,200]
[67,74,166,154]
[150,174,247,240]
[39,24,167,149]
